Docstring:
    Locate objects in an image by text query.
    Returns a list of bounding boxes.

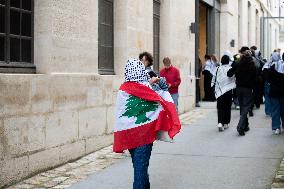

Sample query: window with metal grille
[153,0,160,73]
[98,0,114,75]
[0,0,35,73]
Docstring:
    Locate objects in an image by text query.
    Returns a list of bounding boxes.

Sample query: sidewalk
[6,108,208,189]
[8,104,284,189]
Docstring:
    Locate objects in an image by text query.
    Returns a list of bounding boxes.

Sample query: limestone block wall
[219,1,239,54]
[34,0,99,74]
[114,0,153,76]
[0,74,122,187]
[160,0,196,113]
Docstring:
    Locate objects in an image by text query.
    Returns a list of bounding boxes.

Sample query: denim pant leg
[129,143,153,189]
[237,87,253,130]
[270,97,281,130]
[280,97,284,129]
[264,82,272,116]
[171,93,179,112]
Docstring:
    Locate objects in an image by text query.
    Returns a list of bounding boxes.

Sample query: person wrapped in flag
[113,58,181,189]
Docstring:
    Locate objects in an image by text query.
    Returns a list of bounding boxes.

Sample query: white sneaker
[236,106,240,110]
[275,129,281,135]
[224,124,229,129]
[218,123,224,132]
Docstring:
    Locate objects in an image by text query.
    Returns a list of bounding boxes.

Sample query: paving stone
[272,182,284,188]
[52,184,72,189]
[42,180,61,188]
[9,183,34,189]
[52,176,69,183]
[39,172,58,178]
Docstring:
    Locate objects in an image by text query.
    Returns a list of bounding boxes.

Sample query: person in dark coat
[267,53,284,134]
[202,55,215,101]
[228,49,257,136]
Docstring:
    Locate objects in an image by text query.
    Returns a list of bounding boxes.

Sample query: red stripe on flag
[113,110,178,153]
[113,82,181,153]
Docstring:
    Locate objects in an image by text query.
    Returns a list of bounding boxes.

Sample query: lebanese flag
[113,82,181,153]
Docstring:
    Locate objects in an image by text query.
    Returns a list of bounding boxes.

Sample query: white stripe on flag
[114,91,163,132]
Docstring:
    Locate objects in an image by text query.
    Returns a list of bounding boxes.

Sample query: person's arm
[227,62,237,77]
[157,77,169,91]
[171,69,181,87]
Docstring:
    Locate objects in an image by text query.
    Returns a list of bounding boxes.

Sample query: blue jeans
[264,82,272,116]
[270,97,284,130]
[129,143,153,189]
[171,93,179,112]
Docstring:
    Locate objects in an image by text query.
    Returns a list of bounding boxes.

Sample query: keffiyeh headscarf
[124,58,150,82]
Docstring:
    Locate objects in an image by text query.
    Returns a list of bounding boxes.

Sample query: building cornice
[256,0,275,17]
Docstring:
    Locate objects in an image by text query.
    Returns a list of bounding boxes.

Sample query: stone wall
[0,0,196,187]
[160,0,196,113]
[0,74,122,187]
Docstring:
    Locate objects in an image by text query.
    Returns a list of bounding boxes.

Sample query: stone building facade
[198,0,280,98]
[0,0,280,187]
[0,0,195,187]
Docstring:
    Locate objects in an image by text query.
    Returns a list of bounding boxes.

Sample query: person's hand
[149,77,160,84]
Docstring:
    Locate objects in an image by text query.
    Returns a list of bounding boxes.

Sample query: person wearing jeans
[270,98,284,132]
[267,57,284,134]
[160,57,181,112]
[171,93,179,111]
[129,144,153,189]
[264,82,272,116]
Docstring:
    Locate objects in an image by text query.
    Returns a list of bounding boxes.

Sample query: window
[153,0,160,73]
[0,0,35,73]
[98,0,114,75]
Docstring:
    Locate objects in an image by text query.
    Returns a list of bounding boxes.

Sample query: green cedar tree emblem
[121,95,159,124]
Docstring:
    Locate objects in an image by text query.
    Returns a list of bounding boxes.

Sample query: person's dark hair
[239,46,250,54]
[204,54,211,60]
[221,55,230,65]
[250,46,257,51]
[139,52,153,66]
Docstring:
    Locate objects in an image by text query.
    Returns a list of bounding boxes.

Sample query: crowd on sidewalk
[112,47,284,189]
[202,46,284,136]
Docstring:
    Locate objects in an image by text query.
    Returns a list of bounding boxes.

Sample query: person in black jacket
[267,57,284,134]
[228,50,257,136]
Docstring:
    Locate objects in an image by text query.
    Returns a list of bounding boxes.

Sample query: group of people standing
[205,46,282,136]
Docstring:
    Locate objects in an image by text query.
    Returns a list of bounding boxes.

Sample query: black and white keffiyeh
[124,58,150,82]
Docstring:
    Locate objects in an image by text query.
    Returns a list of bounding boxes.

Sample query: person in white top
[202,54,216,101]
[211,55,236,131]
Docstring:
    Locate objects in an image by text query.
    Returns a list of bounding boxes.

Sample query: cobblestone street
[7,104,284,189]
